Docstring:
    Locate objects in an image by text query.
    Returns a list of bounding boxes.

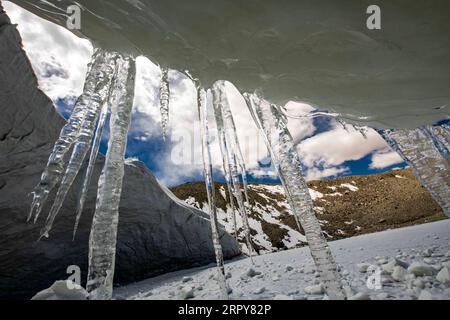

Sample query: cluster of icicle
[28,49,137,300]
[212,81,255,258]
[29,49,115,238]
[378,122,450,216]
[190,78,345,299]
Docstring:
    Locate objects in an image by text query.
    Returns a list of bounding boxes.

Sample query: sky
[4,1,406,187]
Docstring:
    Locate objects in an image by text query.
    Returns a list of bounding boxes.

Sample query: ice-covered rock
[180,286,195,300]
[418,290,433,300]
[382,259,398,273]
[273,294,293,300]
[304,284,324,295]
[31,281,88,300]
[392,266,407,282]
[408,262,436,277]
[412,279,425,289]
[422,248,433,257]
[245,268,261,278]
[348,292,371,300]
[253,287,266,295]
[436,267,450,285]
[357,263,370,273]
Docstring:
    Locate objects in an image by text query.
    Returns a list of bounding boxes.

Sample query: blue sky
[5,1,406,187]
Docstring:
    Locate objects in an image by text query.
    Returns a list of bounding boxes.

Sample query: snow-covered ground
[114,220,450,300]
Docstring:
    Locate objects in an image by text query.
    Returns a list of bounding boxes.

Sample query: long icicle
[378,128,450,216]
[243,93,345,300]
[218,136,238,241]
[87,55,136,300]
[28,49,104,223]
[212,81,255,258]
[73,102,109,240]
[197,86,229,300]
[159,67,170,140]
[38,51,116,239]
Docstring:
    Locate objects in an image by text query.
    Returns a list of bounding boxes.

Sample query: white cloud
[369,149,404,169]
[305,166,350,181]
[297,125,388,168]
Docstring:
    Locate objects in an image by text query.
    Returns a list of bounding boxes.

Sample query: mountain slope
[171,168,447,253]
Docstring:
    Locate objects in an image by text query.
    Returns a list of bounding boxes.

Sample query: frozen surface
[115,220,450,300]
[8,0,450,128]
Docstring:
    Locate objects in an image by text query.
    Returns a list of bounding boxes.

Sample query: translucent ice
[39,51,116,239]
[197,86,228,299]
[86,55,136,300]
[29,49,110,224]
[212,81,255,257]
[244,93,345,299]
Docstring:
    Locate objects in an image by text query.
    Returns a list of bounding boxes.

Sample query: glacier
[9,0,450,129]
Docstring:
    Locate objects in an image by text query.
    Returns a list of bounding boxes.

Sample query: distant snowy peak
[171,169,446,254]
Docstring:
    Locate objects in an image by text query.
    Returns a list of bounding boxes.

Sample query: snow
[32,281,88,300]
[308,189,324,201]
[114,218,450,300]
[340,183,359,192]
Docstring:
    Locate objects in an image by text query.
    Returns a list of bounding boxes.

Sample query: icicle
[159,67,170,140]
[219,136,238,241]
[87,55,136,300]
[378,128,450,216]
[73,102,109,240]
[421,124,450,159]
[196,86,229,300]
[211,81,255,258]
[38,52,117,239]
[28,49,105,223]
[243,93,346,300]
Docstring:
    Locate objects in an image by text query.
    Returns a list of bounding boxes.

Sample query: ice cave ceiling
[8,0,450,128]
